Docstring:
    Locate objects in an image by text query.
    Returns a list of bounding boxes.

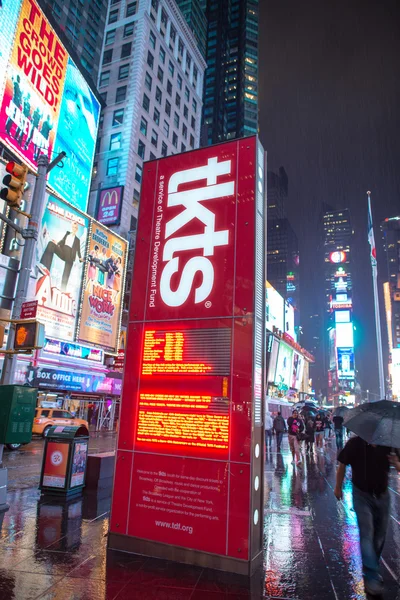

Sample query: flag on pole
[368,194,377,267]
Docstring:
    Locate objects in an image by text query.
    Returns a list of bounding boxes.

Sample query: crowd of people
[265,408,346,465]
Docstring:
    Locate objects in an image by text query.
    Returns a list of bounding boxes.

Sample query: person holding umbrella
[334,400,400,596]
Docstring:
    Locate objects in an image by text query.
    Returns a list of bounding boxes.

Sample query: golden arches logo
[101,189,119,207]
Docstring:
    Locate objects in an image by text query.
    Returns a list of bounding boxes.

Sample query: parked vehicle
[33,408,88,437]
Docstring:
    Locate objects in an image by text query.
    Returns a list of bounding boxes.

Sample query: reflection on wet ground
[0,435,399,599]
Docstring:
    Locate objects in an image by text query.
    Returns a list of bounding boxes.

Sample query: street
[1,434,400,599]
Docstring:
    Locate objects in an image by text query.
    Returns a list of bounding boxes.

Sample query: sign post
[109,137,267,574]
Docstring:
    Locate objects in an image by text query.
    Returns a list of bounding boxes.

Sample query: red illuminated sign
[330,251,346,264]
[110,137,266,573]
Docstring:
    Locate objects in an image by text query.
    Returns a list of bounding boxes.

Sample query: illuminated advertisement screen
[337,347,355,379]
[0,0,68,170]
[77,222,127,352]
[291,352,304,390]
[267,335,279,382]
[336,322,354,348]
[275,341,293,387]
[285,301,295,340]
[0,0,100,212]
[392,348,400,399]
[28,194,88,341]
[266,281,284,332]
[48,57,100,212]
[329,328,337,370]
[96,186,124,226]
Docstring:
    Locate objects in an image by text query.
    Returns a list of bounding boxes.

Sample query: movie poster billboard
[0,0,68,171]
[0,0,21,106]
[29,194,88,341]
[47,57,100,212]
[78,223,126,352]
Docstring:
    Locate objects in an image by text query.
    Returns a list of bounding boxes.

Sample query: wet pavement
[0,434,399,599]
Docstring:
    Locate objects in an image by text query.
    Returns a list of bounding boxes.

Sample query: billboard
[267,334,279,382]
[96,186,124,226]
[266,281,284,332]
[285,301,295,340]
[337,347,355,379]
[336,322,354,348]
[274,341,293,388]
[0,0,68,170]
[78,222,127,352]
[392,348,400,399]
[0,0,100,212]
[110,137,266,571]
[47,57,100,212]
[29,194,88,341]
[291,352,304,390]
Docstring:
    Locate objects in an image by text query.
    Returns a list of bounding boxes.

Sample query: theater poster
[78,222,127,352]
[29,194,88,341]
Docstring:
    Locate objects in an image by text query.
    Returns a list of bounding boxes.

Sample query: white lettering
[160,157,233,307]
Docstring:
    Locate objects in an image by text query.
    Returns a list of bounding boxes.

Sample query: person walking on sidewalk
[334,436,400,596]
[314,412,325,451]
[333,414,344,454]
[273,411,286,452]
[265,410,273,451]
[305,415,315,455]
[287,409,304,464]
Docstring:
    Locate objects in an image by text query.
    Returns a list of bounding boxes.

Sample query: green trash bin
[39,425,89,497]
[0,385,37,450]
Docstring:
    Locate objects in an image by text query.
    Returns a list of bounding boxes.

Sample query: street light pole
[1,152,65,385]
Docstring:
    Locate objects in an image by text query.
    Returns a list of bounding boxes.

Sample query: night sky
[259,0,400,398]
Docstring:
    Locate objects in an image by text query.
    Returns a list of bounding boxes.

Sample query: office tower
[322,208,355,404]
[38,0,108,81]
[175,0,207,58]
[89,0,206,239]
[201,0,258,145]
[267,167,287,220]
[267,218,300,326]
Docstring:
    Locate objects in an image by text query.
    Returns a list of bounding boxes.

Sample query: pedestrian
[305,415,315,455]
[314,412,325,451]
[333,414,344,454]
[265,409,273,451]
[287,409,304,464]
[334,437,400,596]
[324,412,332,443]
[273,411,286,451]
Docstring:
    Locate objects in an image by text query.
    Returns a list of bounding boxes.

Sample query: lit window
[126,2,137,17]
[112,108,124,126]
[107,157,119,176]
[140,116,148,136]
[135,163,142,183]
[99,71,110,87]
[118,64,129,80]
[105,30,116,45]
[124,22,134,37]
[109,132,121,150]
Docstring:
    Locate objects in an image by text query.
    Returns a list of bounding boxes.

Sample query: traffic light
[13,320,45,352]
[0,161,28,208]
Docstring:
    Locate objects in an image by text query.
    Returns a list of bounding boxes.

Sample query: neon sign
[330,251,346,264]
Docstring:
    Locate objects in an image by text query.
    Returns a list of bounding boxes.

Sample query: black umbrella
[333,406,350,417]
[344,400,400,447]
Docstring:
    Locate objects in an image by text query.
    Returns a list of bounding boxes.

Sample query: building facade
[175,0,207,58]
[267,218,300,329]
[267,167,287,220]
[38,0,108,81]
[89,0,206,240]
[322,208,355,404]
[201,0,258,146]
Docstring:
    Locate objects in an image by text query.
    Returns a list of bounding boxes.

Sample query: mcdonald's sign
[96,186,123,225]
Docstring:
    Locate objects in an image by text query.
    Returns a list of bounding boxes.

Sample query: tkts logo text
[159,157,234,307]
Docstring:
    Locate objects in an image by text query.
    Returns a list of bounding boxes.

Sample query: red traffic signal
[0,161,28,208]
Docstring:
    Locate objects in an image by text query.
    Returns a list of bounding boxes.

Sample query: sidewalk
[0,435,399,599]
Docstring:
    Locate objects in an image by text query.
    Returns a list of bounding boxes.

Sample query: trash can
[39,425,89,497]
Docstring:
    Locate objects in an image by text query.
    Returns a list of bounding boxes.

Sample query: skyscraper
[267,167,287,220]
[38,0,108,81]
[175,0,207,58]
[267,218,300,326]
[201,0,258,145]
[322,208,355,404]
[381,217,400,350]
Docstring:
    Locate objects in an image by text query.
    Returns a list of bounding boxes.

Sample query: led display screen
[274,341,293,387]
[291,352,304,390]
[335,310,351,323]
[267,335,279,382]
[336,322,354,348]
[266,281,284,332]
[337,347,355,379]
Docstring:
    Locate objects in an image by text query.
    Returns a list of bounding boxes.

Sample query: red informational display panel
[109,137,266,575]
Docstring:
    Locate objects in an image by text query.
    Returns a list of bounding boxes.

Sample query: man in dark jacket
[40,221,83,290]
[273,412,286,452]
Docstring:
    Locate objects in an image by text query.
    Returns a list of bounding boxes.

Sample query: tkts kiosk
[109,137,267,575]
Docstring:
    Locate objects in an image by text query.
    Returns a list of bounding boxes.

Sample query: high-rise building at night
[267,218,300,329]
[322,207,355,404]
[38,0,108,81]
[201,0,258,146]
[89,0,206,239]
[381,216,400,398]
[175,0,207,58]
[267,167,287,220]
